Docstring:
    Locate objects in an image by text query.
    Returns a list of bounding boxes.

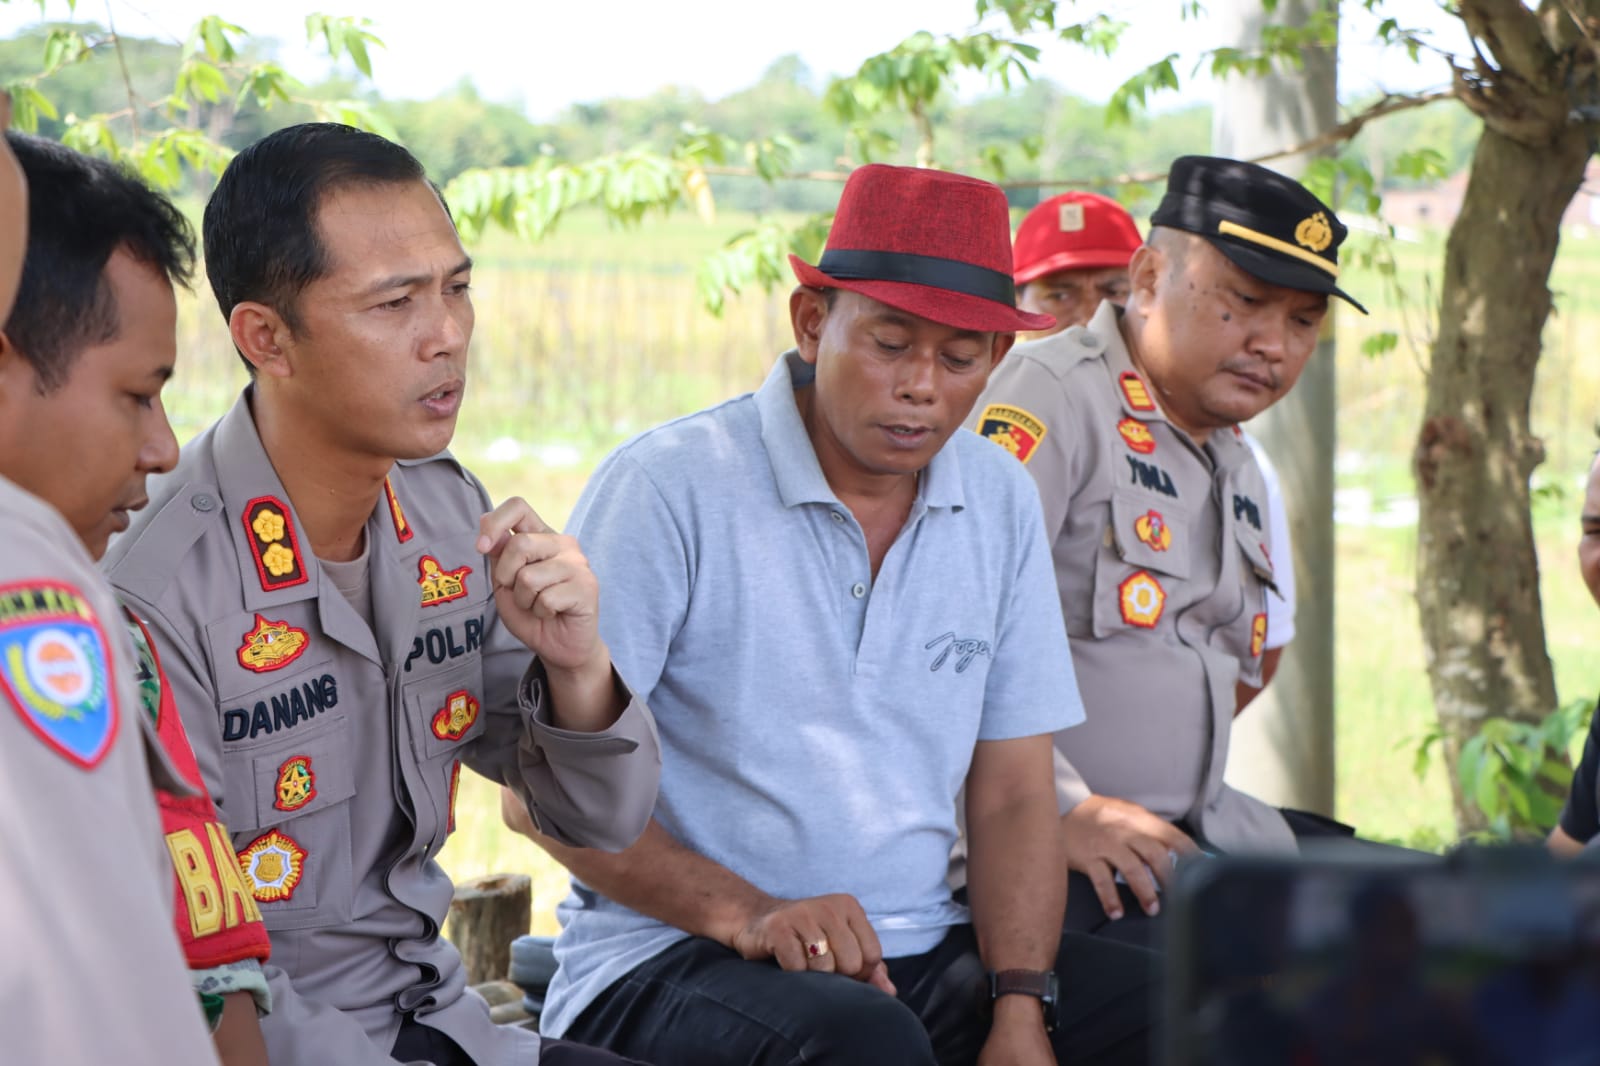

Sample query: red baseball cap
[1012,191,1143,286]
[790,164,1054,333]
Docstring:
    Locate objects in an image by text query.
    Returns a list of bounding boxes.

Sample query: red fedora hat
[790,164,1054,333]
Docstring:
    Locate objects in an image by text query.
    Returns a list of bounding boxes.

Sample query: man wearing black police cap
[967,156,1368,947]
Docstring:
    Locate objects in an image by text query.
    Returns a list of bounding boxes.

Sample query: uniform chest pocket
[1090,494,1194,638]
[402,657,488,764]
[221,716,356,927]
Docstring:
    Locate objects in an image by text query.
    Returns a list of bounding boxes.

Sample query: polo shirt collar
[755,351,965,513]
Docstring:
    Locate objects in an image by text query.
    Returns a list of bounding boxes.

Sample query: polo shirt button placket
[831,511,846,525]
[850,582,867,599]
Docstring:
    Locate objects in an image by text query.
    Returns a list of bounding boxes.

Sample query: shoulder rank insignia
[976,403,1047,464]
[384,476,415,544]
[418,555,472,608]
[1133,510,1173,552]
[1250,613,1268,658]
[238,829,306,902]
[1119,372,1157,413]
[273,754,317,812]
[237,614,309,674]
[243,496,308,593]
[447,759,462,833]
[1117,418,1156,455]
[432,689,480,742]
[1118,571,1166,629]
[0,581,117,769]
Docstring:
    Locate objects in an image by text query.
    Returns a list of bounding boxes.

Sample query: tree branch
[103,0,140,142]
[1459,0,1557,88]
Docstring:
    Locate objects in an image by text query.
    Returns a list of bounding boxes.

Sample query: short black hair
[203,122,431,366]
[4,132,194,391]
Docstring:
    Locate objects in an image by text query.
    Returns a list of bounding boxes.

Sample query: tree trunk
[447,873,531,985]
[1414,122,1588,833]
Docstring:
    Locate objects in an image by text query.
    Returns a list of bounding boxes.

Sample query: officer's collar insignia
[384,477,414,544]
[1118,570,1166,629]
[0,581,117,769]
[1134,510,1173,552]
[1294,211,1333,253]
[447,759,462,832]
[243,495,308,593]
[1117,418,1156,455]
[976,403,1047,464]
[239,829,307,902]
[1119,372,1157,413]
[432,688,480,742]
[1250,613,1268,658]
[273,754,317,812]
[418,555,472,608]
[237,614,310,674]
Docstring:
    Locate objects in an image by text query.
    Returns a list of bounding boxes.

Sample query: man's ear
[789,286,828,365]
[989,331,1017,368]
[1125,243,1162,315]
[229,301,294,378]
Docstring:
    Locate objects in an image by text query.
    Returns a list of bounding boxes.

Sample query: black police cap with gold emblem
[1150,155,1367,315]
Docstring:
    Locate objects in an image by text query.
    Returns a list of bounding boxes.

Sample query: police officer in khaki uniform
[105,123,659,1066]
[0,128,222,1064]
[969,156,1366,945]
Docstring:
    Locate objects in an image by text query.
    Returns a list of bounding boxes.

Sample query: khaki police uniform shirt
[104,391,662,1066]
[0,474,219,1065]
[967,301,1294,853]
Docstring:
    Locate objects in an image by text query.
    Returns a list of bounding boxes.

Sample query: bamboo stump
[448,873,531,985]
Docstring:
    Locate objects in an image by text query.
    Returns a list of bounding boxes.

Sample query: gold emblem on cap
[1294,212,1332,253]
[1058,202,1085,232]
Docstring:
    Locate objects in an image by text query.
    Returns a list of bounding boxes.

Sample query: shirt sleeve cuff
[518,658,650,753]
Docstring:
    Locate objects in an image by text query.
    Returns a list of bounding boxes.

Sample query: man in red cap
[505,163,1154,1065]
[1012,191,1143,336]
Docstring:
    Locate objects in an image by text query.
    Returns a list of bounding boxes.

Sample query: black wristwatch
[988,969,1059,1032]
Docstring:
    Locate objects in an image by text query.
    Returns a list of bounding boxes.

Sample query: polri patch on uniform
[1119,372,1157,413]
[418,555,472,607]
[976,403,1047,464]
[239,829,306,902]
[273,754,316,812]
[432,689,480,741]
[1117,418,1156,455]
[1250,613,1268,658]
[1118,571,1166,629]
[0,581,118,770]
[447,759,462,833]
[242,496,308,592]
[1134,510,1173,552]
[237,614,309,674]
[384,476,414,544]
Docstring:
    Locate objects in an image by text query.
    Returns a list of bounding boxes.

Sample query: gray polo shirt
[541,351,1084,1037]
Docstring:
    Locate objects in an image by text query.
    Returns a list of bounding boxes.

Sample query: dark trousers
[391,1015,649,1065]
[563,925,1156,1066]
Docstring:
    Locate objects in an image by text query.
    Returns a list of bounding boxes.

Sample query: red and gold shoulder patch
[1133,510,1173,552]
[418,555,471,608]
[1117,418,1156,455]
[432,689,480,741]
[1119,372,1157,413]
[238,829,306,903]
[976,403,1047,464]
[1250,613,1268,658]
[447,759,462,833]
[384,476,414,544]
[272,754,316,812]
[1118,571,1166,629]
[242,496,307,593]
[236,614,309,674]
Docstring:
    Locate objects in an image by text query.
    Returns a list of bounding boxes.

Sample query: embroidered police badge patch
[0,581,117,769]
[1118,571,1166,629]
[432,689,480,741]
[976,403,1047,464]
[418,555,472,608]
[1117,418,1156,455]
[273,754,317,812]
[1133,510,1173,553]
[237,614,309,674]
[239,829,307,902]
[1119,372,1157,413]
[242,496,307,592]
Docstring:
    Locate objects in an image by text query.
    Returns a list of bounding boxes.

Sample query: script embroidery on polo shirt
[418,555,472,607]
[0,581,117,770]
[236,614,309,674]
[923,632,993,674]
[1125,456,1178,498]
[975,403,1047,464]
[1233,494,1263,531]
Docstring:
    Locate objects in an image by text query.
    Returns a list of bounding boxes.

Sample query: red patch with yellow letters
[1119,372,1156,413]
[418,555,471,608]
[242,496,307,593]
[1250,613,1268,658]
[1118,571,1166,628]
[384,476,414,544]
[1117,418,1156,455]
[1133,510,1173,552]
[236,614,309,674]
[432,689,480,742]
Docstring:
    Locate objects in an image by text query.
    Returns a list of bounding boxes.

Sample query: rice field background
[163,209,1600,933]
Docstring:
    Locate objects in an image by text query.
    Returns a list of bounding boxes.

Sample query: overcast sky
[2,0,1467,119]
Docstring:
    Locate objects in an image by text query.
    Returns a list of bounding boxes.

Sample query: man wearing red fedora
[969,156,1369,948]
[507,163,1154,1065]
